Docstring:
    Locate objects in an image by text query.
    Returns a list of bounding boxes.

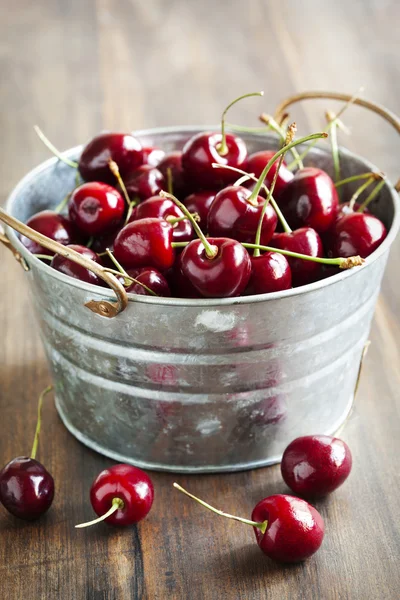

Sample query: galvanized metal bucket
[1,92,400,473]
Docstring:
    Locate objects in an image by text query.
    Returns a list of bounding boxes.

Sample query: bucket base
[55,394,354,474]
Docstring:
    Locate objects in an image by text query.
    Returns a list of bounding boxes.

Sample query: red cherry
[281,435,352,498]
[142,146,165,167]
[183,190,216,228]
[77,464,154,528]
[166,254,201,298]
[122,165,165,202]
[157,151,189,197]
[126,267,171,296]
[329,212,386,258]
[336,201,368,220]
[68,182,125,236]
[271,227,324,286]
[252,494,324,563]
[79,132,143,184]
[180,237,251,298]
[246,150,294,198]
[246,252,292,294]
[51,244,102,285]
[278,167,339,233]
[132,196,193,242]
[21,210,75,256]
[114,218,174,271]
[207,186,277,245]
[182,132,247,188]
[0,457,54,520]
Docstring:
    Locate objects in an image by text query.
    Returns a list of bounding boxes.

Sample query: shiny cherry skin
[271,227,324,287]
[132,196,192,242]
[90,464,154,526]
[252,494,324,563]
[180,238,251,298]
[166,255,201,298]
[142,146,165,167]
[68,182,125,236]
[335,201,368,221]
[278,167,339,234]
[21,210,75,256]
[329,212,386,258]
[281,435,352,498]
[246,252,292,295]
[126,267,171,296]
[114,218,174,271]
[245,150,294,198]
[79,132,143,184]
[51,244,102,285]
[183,190,216,228]
[122,165,165,202]
[157,151,189,197]
[207,186,277,245]
[182,132,248,188]
[0,457,54,520]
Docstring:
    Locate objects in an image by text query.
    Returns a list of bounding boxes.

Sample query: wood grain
[1,1,399,598]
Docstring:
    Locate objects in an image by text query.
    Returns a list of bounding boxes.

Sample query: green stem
[173,483,267,534]
[242,242,364,269]
[103,256,157,296]
[75,498,124,529]
[166,167,173,196]
[348,177,375,211]
[159,191,217,259]
[217,91,264,156]
[259,115,303,168]
[329,118,341,184]
[357,179,386,212]
[34,126,78,169]
[86,236,94,249]
[108,160,131,207]
[335,172,381,188]
[34,254,53,261]
[30,385,53,460]
[54,191,72,214]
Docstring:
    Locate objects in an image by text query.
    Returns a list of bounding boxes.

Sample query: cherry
[246,252,292,294]
[79,132,143,184]
[51,244,102,285]
[76,464,154,528]
[132,196,193,242]
[182,92,264,188]
[142,146,165,167]
[270,228,324,286]
[183,190,216,228]
[126,267,171,296]
[281,435,352,498]
[0,386,54,520]
[21,210,75,256]
[68,182,125,236]
[174,484,324,563]
[207,186,277,245]
[166,254,201,298]
[121,165,165,202]
[157,151,189,197]
[246,150,294,198]
[251,495,324,562]
[113,218,175,271]
[329,211,387,259]
[278,167,339,234]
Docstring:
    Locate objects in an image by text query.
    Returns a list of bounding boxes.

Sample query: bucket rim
[5,126,400,308]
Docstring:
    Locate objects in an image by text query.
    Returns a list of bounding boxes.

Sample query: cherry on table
[76,464,154,528]
[68,182,125,237]
[270,227,324,286]
[281,435,352,498]
[21,210,75,256]
[113,218,175,271]
[122,165,165,202]
[79,132,143,184]
[51,244,103,285]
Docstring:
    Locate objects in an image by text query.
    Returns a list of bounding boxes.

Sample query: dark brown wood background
[1,1,399,598]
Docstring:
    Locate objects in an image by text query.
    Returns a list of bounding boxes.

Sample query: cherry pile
[23,93,388,299]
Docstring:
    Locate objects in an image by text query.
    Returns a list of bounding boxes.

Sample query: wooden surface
[1,1,399,598]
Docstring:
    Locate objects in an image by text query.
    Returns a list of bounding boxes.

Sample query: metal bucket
[1,93,400,473]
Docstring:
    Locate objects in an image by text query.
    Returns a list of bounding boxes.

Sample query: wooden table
[1,1,399,598]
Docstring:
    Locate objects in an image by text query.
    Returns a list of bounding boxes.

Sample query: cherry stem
[30,385,53,460]
[166,167,173,196]
[159,191,217,259]
[34,126,78,169]
[357,178,386,212]
[105,249,157,295]
[348,176,376,211]
[75,497,124,529]
[234,173,256,187]
[335,172,382,188]
[258,115,303,167]
[326,111,341,184]
[108,160,131,208]
[54,191,72,214]
[211,164,291,234]
[253,123,297,257]
[34,254,53,261]
[242,242,364,269]
[173,483,268,534]
[86,236,94,249]
[217,91,264,156]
